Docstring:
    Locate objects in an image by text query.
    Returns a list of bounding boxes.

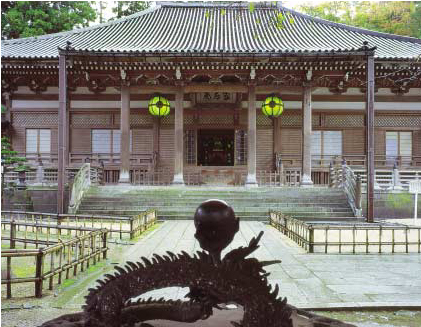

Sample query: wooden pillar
[118,85,131,183]
[366,55,375,222]
[66,95,70,165]
[57,54,67,213]
[153,117,160,154]
[300,82,313,187]
[245,83,258,187]
[172,86,184,185]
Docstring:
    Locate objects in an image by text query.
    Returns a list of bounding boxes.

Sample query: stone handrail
[68,163,92,214]
[330,162,362,217]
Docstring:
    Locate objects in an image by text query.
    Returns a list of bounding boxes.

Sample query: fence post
[130,218,134,239]
[329,162,334,188]
[308,226,314,253]
[6,256,12,298]
[35,249,44,298]
[102,232,107,259]
[10,220,16,249]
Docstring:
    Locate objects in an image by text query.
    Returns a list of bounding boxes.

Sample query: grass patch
[60,279,76,288]
[386,193,413,209]
[131,222,163,242]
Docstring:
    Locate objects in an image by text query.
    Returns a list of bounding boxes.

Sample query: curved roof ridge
[1,4,161,45]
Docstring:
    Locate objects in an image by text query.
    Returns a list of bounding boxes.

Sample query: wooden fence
[1,220,108,298]
[269,211,421,254]
[1,210,157,240]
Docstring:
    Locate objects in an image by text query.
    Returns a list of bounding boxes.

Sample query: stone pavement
[124,220,421,309]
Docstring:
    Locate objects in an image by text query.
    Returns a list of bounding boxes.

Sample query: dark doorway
[197,129,234,166]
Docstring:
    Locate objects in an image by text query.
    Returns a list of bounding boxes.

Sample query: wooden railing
[1,210,157,240]
[269,211,421,254]
[2,167,97,186]
[131,210,157,238]
[1,220,108,298]
[68,152,156,169]
[351,168,421,191]
[279,154,421,169]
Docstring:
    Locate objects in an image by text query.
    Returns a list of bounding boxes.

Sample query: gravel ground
[1,307,80,327]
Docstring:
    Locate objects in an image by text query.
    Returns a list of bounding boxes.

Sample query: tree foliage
[111,1,150,20]
[1,136,26,167]
[297,1,421,38]
[1,1,97,39]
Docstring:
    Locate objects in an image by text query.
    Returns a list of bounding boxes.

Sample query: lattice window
[184,115,195,125]
[71,114,111,127]
[184,130,196,165]
[257,115,272,126]
[325,115,364,127]
[312,131,342,164]
[375,116,421,127]
[199,115,234,125]
[130,114,153,126]
[26,129,51,154]
[92,129,132,153]
[312,114,320,127]
[235,130,247,165]
[161,115,174,125]
[280,115,301,126]
[14,113,58,127]
[386,131,412,165]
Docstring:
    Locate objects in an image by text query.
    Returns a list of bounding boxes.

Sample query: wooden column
[66,95,70,165]
[57,54,67,213]
[245,83,258,187]
[118,85,131,183]
[300,82,313,187]
[172,86,184,185]
[153,117,160,154]
[366,55,375,222]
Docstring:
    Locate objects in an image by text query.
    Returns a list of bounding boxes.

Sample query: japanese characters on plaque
[196,92,237,104]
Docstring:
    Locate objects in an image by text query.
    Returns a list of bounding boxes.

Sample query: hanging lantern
[148,95,170,117]
[262,95,283,118]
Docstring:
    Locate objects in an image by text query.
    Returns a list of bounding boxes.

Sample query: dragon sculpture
[41,200,293,327]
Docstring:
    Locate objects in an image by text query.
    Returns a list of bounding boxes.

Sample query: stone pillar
[118,85,131,183]
[300,83,313,187]
[172,86,184,185]
[245,83,258,187]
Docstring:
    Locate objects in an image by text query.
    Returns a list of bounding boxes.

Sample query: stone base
[300,174,314,187]
[172,173,185,186]
[118,170,130,184]
[245,174,258,188]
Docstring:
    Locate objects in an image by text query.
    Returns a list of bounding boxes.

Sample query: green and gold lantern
[262,95,283,118]
[148,95,170,117]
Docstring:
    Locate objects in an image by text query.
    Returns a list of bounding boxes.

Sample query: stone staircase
[76,186,355,221]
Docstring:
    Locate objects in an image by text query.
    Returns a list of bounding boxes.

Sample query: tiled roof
[2,2,421,59]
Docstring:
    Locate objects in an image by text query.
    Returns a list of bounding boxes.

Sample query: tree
[98,1,107,24]
[1,1,97,39]
[297,1,421,38]
[111,1,150,20]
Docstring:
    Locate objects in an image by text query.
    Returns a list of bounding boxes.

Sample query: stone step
[78,204,351,211]
[77,186,355,220]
